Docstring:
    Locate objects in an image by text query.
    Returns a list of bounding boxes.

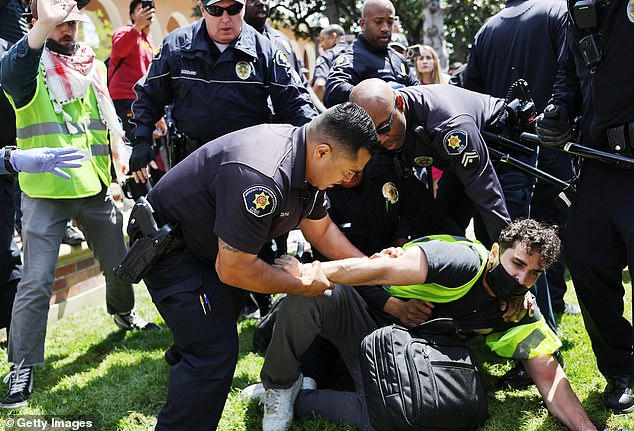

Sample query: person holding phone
[108,0,165,143]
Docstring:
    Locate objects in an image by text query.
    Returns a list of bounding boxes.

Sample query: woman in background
[411,44,445,85]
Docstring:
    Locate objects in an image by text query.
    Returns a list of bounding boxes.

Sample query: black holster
[168,133,201,167]
[113,197,181,284]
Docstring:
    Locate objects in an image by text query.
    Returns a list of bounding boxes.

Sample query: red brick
[55,263,76,277]
[53,278,67,291]
[76,257,95,271]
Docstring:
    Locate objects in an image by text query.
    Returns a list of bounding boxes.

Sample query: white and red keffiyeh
[41,43,128,180]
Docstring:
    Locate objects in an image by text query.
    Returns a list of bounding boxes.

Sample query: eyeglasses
[376,98,397,135]
[203,2,243,17]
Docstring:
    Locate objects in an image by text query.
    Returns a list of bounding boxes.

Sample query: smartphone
[141,0,154,9]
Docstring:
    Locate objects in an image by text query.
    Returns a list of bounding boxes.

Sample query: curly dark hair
[498,219,561,268]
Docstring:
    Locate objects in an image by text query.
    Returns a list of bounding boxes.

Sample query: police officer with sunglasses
[128,0,317,183]
[350,78,512,246]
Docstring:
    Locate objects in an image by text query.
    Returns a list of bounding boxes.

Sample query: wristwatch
[3,146,17,174]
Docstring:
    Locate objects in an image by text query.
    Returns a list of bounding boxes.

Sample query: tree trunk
[421,0,448,71]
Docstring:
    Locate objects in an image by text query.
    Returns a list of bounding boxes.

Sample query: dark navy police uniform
[131,19,316,145]
[397,84,511,244]
[323,34,418,107]
[144,124,327,430]
[311,40,348,87]
[552,0,634,379]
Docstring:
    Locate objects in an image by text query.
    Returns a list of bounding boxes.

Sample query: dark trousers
[145,247,244,431]
[0,176,20,331]
[564,161,634,377]
[113,99,134,139]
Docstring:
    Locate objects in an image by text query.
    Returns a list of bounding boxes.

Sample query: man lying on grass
[252,219,619,431]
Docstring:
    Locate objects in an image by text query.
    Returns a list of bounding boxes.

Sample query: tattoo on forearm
[222,244,243,253]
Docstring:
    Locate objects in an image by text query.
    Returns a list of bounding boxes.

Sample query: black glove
[128,139,155,172]
[535,104,571,148]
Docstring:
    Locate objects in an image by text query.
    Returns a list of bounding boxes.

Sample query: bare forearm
[301,218,365,260]
[523,357,596,431]
[320,257,390,286]
[218,255,306,294]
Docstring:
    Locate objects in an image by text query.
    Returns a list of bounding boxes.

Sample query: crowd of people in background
[0,0,632,430]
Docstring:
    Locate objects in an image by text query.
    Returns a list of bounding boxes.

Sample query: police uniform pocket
[155,279,238,350]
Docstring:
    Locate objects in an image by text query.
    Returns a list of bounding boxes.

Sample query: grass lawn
[1,276,633,431]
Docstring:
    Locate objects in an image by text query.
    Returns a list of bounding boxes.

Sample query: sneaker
[262,374,303,431]
[604,375,634,413]
[0,362,33,409]
[302,376,317,391]
[563,302,582,315]
[114,310,159,331]
[241,382,266,404]
[61,225,85,246]
[164,344,182,366]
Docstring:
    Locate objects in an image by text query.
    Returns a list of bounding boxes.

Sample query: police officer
[243,0,326,113]
[350,78,511,245]
[311,24,347,101]
[128,0,317,182]
[325,152,462,256]
[140,103,379,430]
[323,0,418,108]
[535,0,634,414]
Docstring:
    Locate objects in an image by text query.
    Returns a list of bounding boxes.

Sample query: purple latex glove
[10,147,83,179]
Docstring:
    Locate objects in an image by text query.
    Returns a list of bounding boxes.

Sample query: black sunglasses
[203,3,243,17]
[376,99,397,135]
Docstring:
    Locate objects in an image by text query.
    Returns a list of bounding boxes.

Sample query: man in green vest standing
[0,0,157,409]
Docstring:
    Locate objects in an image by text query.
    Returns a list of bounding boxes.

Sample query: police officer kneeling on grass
[115,103,379,430]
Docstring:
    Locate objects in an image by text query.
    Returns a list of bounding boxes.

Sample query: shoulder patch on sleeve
[315,56,325,66]
[443,129,468,155]
[332,54,351,68]
[274,50,291,69]
[243,185,278,217]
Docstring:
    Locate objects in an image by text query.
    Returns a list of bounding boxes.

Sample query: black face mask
[485,262,529,301]
[45,39,78,56]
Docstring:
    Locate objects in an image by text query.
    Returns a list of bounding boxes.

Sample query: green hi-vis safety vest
[485,317,562,359]
[385,235,489,303]
[7,62,112,199]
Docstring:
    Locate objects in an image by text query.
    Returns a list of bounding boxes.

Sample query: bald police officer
[140,102,379,430]
[323,0,418,107]
[350,78,511,244]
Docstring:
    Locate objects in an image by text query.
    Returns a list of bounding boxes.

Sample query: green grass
[0,277,633,431]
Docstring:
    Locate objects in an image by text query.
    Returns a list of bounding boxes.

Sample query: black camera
[141,0,154,9]
[406,45,422,59]
[578,34,603,68]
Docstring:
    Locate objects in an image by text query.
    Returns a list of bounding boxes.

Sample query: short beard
[46,39,78,55]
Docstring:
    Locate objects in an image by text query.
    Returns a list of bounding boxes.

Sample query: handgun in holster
[113,197,180,284]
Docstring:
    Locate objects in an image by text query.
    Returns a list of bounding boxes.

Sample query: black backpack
[359,318,488,431]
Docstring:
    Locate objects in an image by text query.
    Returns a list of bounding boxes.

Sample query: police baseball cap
[388,33,408,53]
[204,0,244,5]
[29,0,88,22]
